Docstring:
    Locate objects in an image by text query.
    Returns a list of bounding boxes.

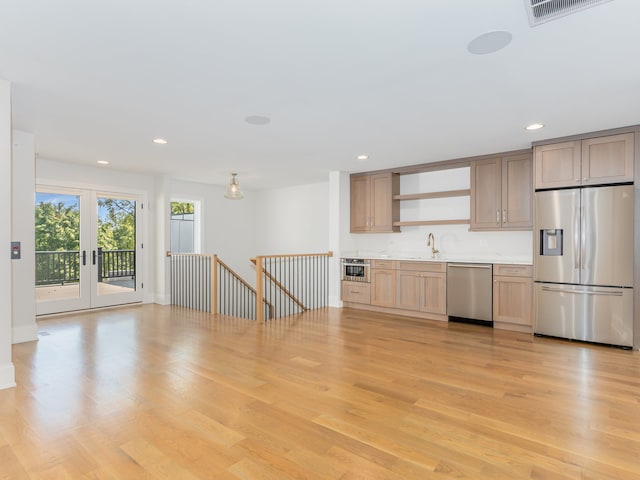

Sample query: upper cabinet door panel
[534,141,581,189]
[502,153,532,229]
[350,175,371,232]
[470,158,501,229]
[581,133,634,186]
[370,173,399,232]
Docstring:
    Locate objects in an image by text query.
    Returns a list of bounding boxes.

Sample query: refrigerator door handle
[580,206,586,271]
[573,207,580,270]
[540,286,623,297]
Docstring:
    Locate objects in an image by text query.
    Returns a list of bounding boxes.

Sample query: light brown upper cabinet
[350,173,400,233]
[534,133,634,189]
[470,152,532,231]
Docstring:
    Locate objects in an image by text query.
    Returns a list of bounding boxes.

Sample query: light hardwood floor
[1,305,639,479]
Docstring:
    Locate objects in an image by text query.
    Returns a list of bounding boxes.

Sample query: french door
[35,186,143,315]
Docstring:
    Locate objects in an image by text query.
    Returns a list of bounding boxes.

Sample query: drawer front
[397,261,446,273]
[342,281,371,304]
[371,259,396,269]
[493,264,532,277]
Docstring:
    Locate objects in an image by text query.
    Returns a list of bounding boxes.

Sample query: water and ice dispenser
[540,229,563,256]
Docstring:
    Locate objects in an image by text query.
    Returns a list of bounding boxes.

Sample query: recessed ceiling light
[153,138,168,144]
[525,123,545,131]
[467,31,512,55]
[97,160,109,165]
[357,155,369,161]
[245,115,271,125]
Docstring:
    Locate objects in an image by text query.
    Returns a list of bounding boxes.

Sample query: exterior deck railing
[35,250,80,286]
[35,249,135,286]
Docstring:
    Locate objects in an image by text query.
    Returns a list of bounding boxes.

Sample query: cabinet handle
[502,209,507,224]
[496,210,500,224]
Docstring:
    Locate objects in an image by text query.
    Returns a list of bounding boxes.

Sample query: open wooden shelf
[393,219,470,227]
[393,189,470,201]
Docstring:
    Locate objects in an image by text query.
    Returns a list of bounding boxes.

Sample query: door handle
[573,207,580,270]
[580,206,586,271]
[82,250,87,266]
[448,264,492,269]
[541,286,623,296]
[92,250,97,265]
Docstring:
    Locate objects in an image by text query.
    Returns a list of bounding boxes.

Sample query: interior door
[36,187,143,315]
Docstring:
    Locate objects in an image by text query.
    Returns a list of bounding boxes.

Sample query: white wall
[0,78,16,390]
[12,130,37,343]
[328,171,355,306]
[154,175,171,304]
[170,179,257,283]
[253,182,330,255]
[36,158,156,304]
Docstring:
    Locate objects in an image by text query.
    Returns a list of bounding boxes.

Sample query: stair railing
[217,256,274,320]
[254,252,333,322]
[169,252,272,320]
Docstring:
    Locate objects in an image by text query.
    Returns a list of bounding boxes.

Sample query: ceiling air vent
[525,0,615,26]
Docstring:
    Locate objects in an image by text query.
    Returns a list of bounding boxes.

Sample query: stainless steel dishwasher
[446,263,493,326]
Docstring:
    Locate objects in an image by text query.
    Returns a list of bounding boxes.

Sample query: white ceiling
[1,0,639,190]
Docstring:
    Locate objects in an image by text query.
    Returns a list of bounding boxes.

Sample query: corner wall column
[0,77,16,389]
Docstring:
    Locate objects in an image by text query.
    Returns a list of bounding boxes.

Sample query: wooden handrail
[167,251,217,258]
[262,268,307,310]
[217,256,256,292]
[251,251,332,262]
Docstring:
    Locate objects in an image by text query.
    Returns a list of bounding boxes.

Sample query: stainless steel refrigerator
[534,185,634,347]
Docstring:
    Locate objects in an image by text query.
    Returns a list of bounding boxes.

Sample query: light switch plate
[11,241,20,259]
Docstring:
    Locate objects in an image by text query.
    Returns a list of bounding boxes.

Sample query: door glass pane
[97,197,136,296]
[35,192,81,302]
[170,201,195,253]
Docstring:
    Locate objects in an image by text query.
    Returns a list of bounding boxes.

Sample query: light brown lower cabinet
[420,271,446,315]
[371,268,397,307]
[395,262,446,315]
[341,281,371,304]
[396,270,421,310]
[493,264,533,332]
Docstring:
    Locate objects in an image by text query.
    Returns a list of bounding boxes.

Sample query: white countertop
[340,252,532,265]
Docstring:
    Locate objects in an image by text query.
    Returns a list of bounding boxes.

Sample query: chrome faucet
[427,233,440,259]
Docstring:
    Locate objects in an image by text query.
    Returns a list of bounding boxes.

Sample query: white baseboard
[154,293,171,305]
[0,363,16,390]
[12,323,38,344]
[329,296,343,308]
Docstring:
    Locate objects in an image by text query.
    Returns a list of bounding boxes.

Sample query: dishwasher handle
[448,264,492,269]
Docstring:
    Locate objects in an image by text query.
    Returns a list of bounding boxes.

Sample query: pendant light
[224,173,244,200]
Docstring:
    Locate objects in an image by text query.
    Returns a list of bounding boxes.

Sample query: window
[170,201,197,253]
